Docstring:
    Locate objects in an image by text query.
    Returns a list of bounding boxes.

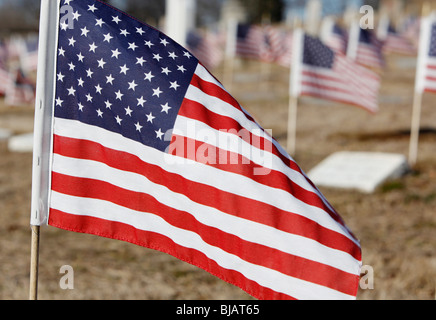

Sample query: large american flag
[416,15,436,94]
[298,34,380,113]
[46,0,362,299]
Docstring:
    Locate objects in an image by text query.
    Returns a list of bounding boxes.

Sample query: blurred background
[0,0,435,300]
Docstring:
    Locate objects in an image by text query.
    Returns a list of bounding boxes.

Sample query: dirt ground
[0,53,435,300]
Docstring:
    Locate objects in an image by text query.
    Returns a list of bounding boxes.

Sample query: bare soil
[0,54,435,300]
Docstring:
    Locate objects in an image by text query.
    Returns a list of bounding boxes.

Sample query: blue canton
[55,0,198,152]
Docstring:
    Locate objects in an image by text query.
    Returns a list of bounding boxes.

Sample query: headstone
[8,133,34,153]
[308,152,409,193]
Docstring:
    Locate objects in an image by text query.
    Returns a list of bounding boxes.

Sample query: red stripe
[50,172,359,296]
[49,209,295,300]
[52,134,362,261]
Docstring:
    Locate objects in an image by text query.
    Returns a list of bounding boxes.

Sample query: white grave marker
[308,152,409,193]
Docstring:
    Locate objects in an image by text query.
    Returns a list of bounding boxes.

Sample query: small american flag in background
[356,29,384,69]
[416,17,436,93]
[383,25,417,56]
[47,0,362,300]
[299,34,380,113]
[324,24,348,55]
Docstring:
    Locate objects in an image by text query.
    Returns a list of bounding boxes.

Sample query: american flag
[46,0,362,299]
[186,30,224,70]
[355,29,384,69]
[236,24,272,62]
[4,69,35,106]
[0,67,12,95]
[298,34,380,113]
[416,15,436,93]
[322,23,348,55]
[383,25,417,56]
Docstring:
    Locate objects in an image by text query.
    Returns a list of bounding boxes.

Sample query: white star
[160,102,172,114]
[97,58,106,68]
[155,128,164,140]
[146,112,155,123]
[112,16,121,24]
[168,52,178,60]
[160,38,169,46]
[68,62,76,71]
[120,64,129,74]
[120,29,130,37]
[152,87,163,97]
[103,33,113,43]
[177,65,186,73]
[144,40,154,48]
[97,109,103,117]
[104,100,112,109]
[68,37,76,47]
[169,81,180,90]
[115,90,124,100]
[77,52,84,62]
[86,93,93,102]
[55,97,63,106]
[67,86,76,95]
[161,67,171,75]
[78,103,84,111]
[86,68,93,78]
[89,42,98,52]
[57,72,65,82]
[136,57,146,66]
[128,80,138,91]
[95,84,103,94]
[115,115,122,125]
[128,42,138,51]
[152,53,162,62]
[111,48,121,59]
[125,106,133,116]
[72,11,81,21]
[106,74,115,85]
[144,71,155,82]
[136,27,145,35]
[60,21,68,31]
[135,122,143,132]
[77,78,84,87]
[88,4,97,12]
[183,51,192,58]
[137,96,146,107]
[81,27,90,37]
[58,47,65,56]
[64,0,73,5]
[95,18,105,27]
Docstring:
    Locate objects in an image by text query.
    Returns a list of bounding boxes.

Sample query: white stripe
[53,118,360,247]
[51,153,360,275]
[50,191,356,300]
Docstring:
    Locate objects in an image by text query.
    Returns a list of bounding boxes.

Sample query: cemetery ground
[0,55,435,300]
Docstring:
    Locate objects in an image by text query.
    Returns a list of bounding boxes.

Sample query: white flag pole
[223,18,237,92]
[409,4,432,167]
[29,0,60,300]
[287,29,303,156]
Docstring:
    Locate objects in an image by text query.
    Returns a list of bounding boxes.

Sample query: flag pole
[223,18,237,92]
[29,0,60,299]
[29,225,40,300]
[287,29,303,157]
[408,2,431,167]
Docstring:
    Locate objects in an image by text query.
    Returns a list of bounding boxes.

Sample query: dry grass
[0,53,435,300]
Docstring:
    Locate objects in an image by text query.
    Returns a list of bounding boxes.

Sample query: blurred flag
[5,69,35,106]
[383,25,417,56]
[348,24,384,69]
[0,67,13,95]
[236,24,272,62]
[293,31,380,113]
[415,12,436,93]
[34,0,362,300]
[20,35,39,72]
[320,18,348,54]
[186,30,223,70]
